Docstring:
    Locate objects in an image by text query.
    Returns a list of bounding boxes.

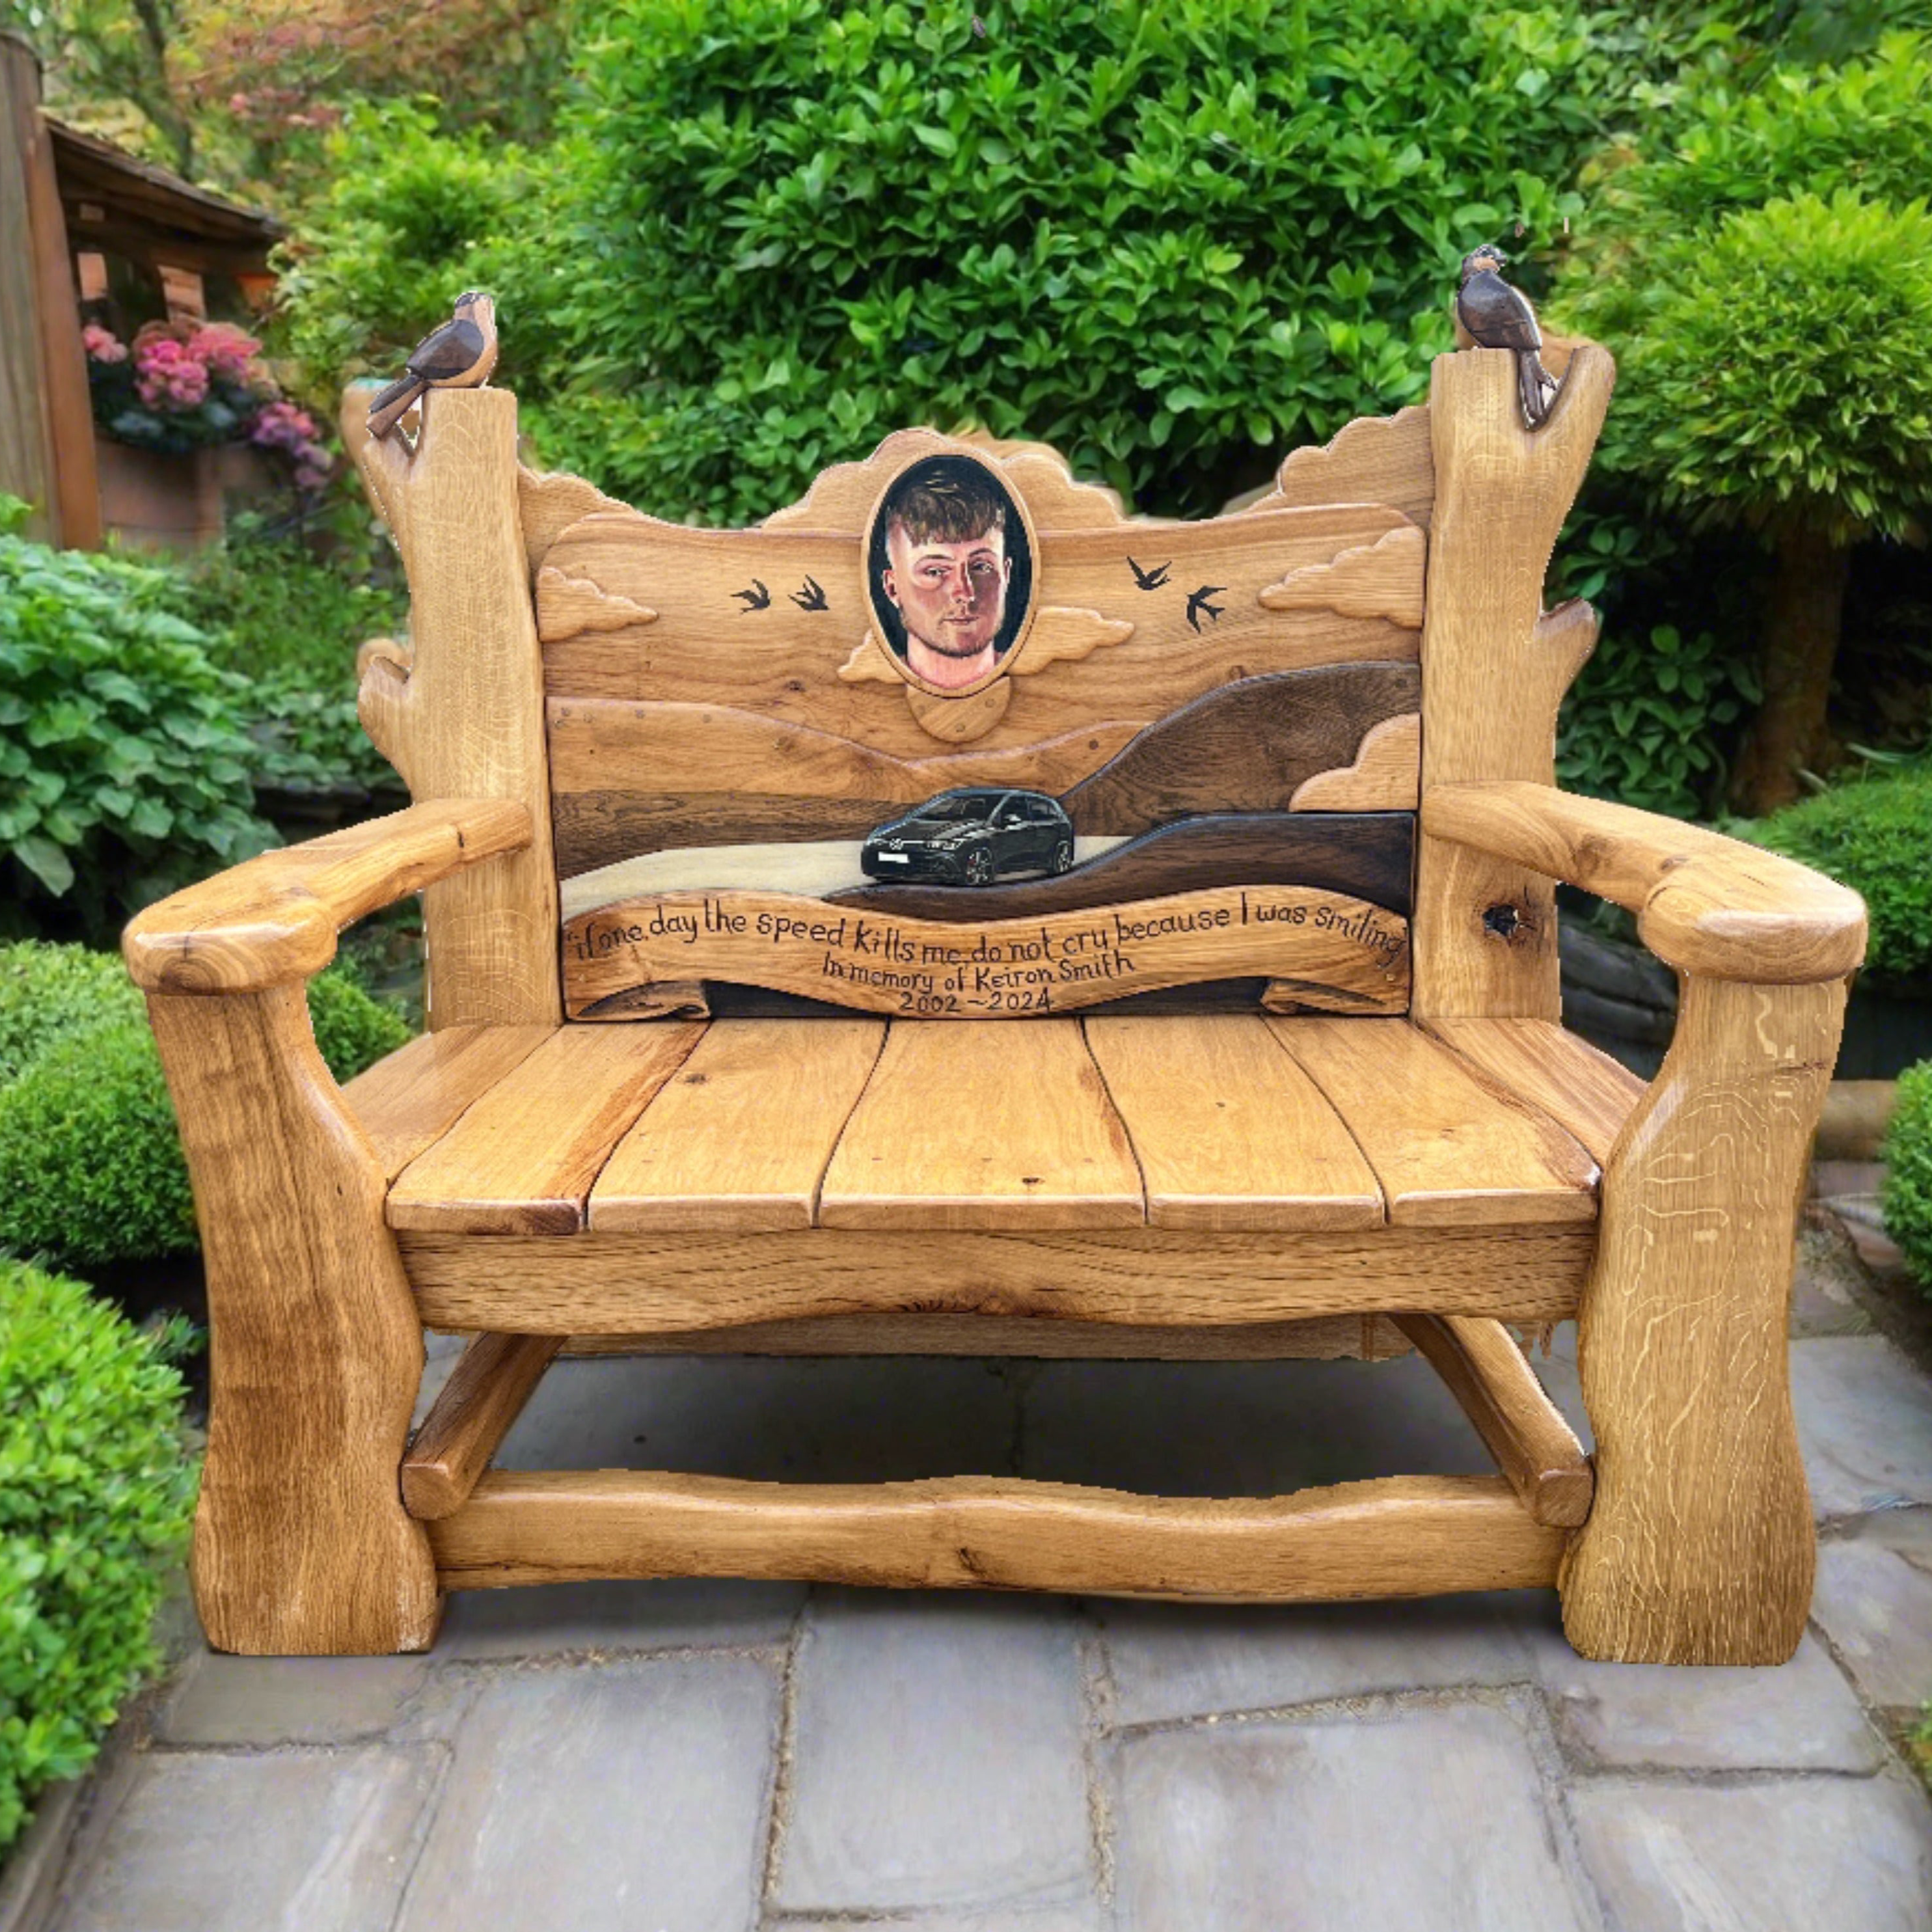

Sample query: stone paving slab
[1094,1590,1555,1726]
[1569,1775,1932,1932]
[394,1656,781,1932]
[437,1577,804,1661]
[1792,1337,1932,1518]
[51,1747,441,1932]
[1536,1632,1886,1772]
[1109,1699,1594,1931]
[773,1592,1094,1919]
[1813,1514,1932,1710]
[156,1652,429,1747]
[768,1912,1100,1932]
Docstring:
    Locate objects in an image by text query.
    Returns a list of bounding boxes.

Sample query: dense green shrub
[1558,624,1759,819]
[0,943,412,1269]
[0,1260,196,1851]
[0,500,274,944]
[1884,1059,1932,1294]
[1751,763,1932,984]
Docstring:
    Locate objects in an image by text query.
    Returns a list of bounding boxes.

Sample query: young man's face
[882,521,1012,689]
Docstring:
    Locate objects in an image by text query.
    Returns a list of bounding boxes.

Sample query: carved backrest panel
[531,421,1432,1022]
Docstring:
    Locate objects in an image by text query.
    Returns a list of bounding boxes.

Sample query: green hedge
[0,943,411,1270]
[1884,1059,1932,1294]
[1752,763,1932,983]
[0,1260,196,1851]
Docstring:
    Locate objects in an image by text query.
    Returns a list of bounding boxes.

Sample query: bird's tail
[1518,351,1558,429]
[366,374,427,439]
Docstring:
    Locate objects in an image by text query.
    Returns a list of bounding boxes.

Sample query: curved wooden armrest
[124,799,533,994]
[1422,780,1865,984]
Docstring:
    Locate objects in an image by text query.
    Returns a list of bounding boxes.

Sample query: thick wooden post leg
[148,988,441,1655]
[1560,977,1844,1665]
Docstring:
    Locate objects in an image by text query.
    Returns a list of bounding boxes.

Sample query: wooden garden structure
[122,321,1866,1664]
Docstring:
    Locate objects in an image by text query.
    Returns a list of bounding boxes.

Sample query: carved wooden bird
[1455,247,1557,428]
[366,292,498,439]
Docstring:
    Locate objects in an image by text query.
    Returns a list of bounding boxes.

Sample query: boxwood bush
[0,1260,197,1851]
[1884,1059,1932,1294]
[0,943,411,1270]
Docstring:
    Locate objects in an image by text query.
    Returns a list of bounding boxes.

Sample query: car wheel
[965,848,994,886]
[1052,841,1074,875]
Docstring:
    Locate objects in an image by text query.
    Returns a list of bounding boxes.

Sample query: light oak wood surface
[1248,405,1435,530]
[124,800,531,995]
[344,1026,555,1182]
[1289,713,1421,812]
[819,1019,1144,1229]
[401,1333,563,1520]
[590,1018,885,1231]
[1421,1018,1646,1167]
[398,1224,1592,1333]
[387,1022,703,1233]
[1267,1017,1599,1226]
[429,1469,1565,1599]
[1083,1014,1383,1231]
[1424,780,1868,985]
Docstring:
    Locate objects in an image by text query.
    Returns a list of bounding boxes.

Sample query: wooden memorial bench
[123,319,1865,1663]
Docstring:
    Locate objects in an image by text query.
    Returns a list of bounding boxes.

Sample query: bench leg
[1560,977,1842,1665]
[149,988,441,1655]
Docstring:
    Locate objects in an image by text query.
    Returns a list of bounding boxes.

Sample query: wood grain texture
[1560,977,1844,1664]
[1410,346,1615,1022]
[517,463,629,575]
[1421,1018,1646,1167]
[399,1225,1594,1333]
[1266,1017,1599,1227]
[342,1024,554,1182]
[387,1022,705,1233]
[551,1312,1415,1361]
[1083,1014,1383,1231]
[1249,406,1435,529]
[401,1333,562,1520]
[1061,664,1421,834]
[562,885,1411,1021]
[1424,780,1867,985]
[1393,1315,1593,1527]
[1290,714,1421,812]
[124,800,532,995]
[590,1018,885,1231]
[1259,526,1426,627]
[534,564,655,642]
[350,387,562,1026]
[429,1469,1564,1599]
[827,813,1415,923]
[819,1019,1142,1229]
[146,987,439,1654]
[539,502,1417,757]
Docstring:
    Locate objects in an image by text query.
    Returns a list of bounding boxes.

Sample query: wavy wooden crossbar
[124,344,1866,1663]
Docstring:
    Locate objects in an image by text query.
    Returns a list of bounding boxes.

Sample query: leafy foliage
[1884,1059,1932,1296]
[0,942,411,1270]
[0,506,273,943]
[1558,624,1759,818]
[1750,762,1932,983]
[0,1259,195,1851]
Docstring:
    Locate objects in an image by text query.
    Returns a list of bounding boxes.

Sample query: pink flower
[250,399,320,452]
[135,336,212,411]
[83,322,128,364]
[189,322,262,383]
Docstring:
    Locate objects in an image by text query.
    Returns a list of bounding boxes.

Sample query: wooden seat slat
[386,1022,705,1234]
[588,1018,886,1232]
[1266,1017,1599,1227]
[345,1024,556,1183]
[1420,1018,1647,1166]
[817,1018,1145,1230]
[1083,1013,1385,1231]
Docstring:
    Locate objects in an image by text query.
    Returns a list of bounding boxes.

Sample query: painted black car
[860,788,1075,887]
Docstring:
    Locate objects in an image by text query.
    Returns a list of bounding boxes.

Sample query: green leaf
[12,835,74,896]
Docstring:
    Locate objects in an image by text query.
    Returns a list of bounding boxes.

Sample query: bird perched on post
[1454,247,1557,428]
[365,292,498,439]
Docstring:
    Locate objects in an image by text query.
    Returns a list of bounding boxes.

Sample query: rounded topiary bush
[1752,763,1932,983]
[1885,1059,1932,1294]
[0,1260,196,1851]
[0,942,413,1270]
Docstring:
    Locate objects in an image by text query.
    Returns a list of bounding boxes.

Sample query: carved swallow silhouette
[733,580,771,612]
[1185,584,1226,633]
[1126,555,1171,592]
[790,575,828,612]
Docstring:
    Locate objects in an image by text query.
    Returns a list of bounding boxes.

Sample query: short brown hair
[884,461,1007,548]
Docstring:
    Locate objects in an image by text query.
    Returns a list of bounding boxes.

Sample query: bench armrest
[1422,780,1866,984]
[124,799,533,994]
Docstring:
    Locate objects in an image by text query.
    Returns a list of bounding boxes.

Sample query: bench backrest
[351,336,1612,1032]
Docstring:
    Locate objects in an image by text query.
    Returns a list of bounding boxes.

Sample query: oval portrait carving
[865,450,1037,699]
